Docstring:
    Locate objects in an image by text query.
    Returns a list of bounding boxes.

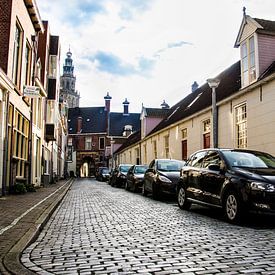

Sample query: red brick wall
[0,0,12,73]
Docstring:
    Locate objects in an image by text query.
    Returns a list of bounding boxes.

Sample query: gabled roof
[148,61,241,136]
[68,107,107,134]
[108,112,141,136]
[235,15,275,47]
[254,18,275,33]
[114,130,141,154]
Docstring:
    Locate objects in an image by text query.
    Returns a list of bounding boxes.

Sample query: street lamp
[207,78,220,148]
[110,138,115,169]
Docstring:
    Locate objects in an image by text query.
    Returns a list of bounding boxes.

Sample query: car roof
[190,148,270,155]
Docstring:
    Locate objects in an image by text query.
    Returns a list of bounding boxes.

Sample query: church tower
[60,49,80,107]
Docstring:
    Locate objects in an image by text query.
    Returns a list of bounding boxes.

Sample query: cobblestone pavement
[22,178,275,275]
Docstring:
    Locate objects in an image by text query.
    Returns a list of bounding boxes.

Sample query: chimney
[191,81,199,92]
[104,92,112,112]
[160,100,170,109]
[123,98,129,115]
[77,116,83,133]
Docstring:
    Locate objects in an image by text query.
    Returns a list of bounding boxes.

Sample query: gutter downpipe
[2,90,10,195]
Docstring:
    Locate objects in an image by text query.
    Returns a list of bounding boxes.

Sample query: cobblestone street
[22,178,275,274]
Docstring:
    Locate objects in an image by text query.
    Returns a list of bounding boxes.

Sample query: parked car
[110,164,132,187]
[143,159,185,199]
[96,167,110,181]
[177,148,275,224]
[125,165,148,192]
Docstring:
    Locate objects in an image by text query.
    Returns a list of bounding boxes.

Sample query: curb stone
[2,178,74,275]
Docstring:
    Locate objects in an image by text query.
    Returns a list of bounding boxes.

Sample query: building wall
[116,76,275,164]
[6,0,36,83]
[258,33,275,75]
[247,82,275,154]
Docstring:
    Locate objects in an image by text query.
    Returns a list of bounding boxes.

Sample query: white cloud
[37,0,275,112]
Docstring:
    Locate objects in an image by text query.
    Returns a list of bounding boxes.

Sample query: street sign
[23,86,40,97]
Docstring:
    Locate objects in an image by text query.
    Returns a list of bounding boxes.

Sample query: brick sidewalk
[0,178,74,275]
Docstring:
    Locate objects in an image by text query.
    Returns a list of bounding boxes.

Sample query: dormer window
[241,35,256,87]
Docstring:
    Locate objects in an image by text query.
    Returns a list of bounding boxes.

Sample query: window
[23,42,31,86]
[67,138,73,161]
[241,36,256,87]
[164,135,169,158]
[85,137,92,150]
[182,128,187,139]
[49,55,57,78]
[143,144,147,164]
[135,148,140,165]
[188,151,208,168]
[202,151,221,169]
[203,119,210,133]
[32,97,42,128]
[99,137,105,150]
[129,151,132,163]
[153,140,157,159]
[6,104,14,185]
[181,128,187,160]
[12,23,23,87]
[235,104,247,148]
[13,110,29,178]
[35,137,41,177]
[203,119,210,149]
[67,146,73,161]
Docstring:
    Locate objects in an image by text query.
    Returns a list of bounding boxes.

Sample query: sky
[36,0,275,113]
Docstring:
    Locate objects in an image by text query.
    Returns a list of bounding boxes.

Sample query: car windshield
[223,151,275,169]
[120,165,132,172]
[102,169,109,174]
[134,166,148,174]
[157,160,185,172]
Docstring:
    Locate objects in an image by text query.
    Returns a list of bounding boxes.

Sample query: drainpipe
[2,90,10,195]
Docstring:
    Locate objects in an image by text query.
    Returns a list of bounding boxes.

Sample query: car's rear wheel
[223,190,243,224]
[177,185,191,210]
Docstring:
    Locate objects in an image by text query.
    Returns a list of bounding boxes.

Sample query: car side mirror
[208,164,221,172]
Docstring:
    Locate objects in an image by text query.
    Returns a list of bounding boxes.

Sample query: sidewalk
[0,178,74,275]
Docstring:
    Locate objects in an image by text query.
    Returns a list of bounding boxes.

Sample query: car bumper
[247,191,275,213]
[160,182,177,195]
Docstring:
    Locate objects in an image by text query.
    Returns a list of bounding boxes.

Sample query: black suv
[177,148,275,223]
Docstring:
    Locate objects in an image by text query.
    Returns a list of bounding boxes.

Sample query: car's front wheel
[125,181,129,191]
[152,182,160,200]
[142,183,148,196]
[223,190,243,224]
[177,185,191,210]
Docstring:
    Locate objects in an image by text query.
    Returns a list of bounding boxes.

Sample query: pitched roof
[259,61,275,80]
[148,61,241,135]
[254,18,275,33]
[144,107,170,117]
[68,107,107,134]
[108,112,141,136]
[114,130,141,154]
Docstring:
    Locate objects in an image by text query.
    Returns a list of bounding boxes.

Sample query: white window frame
[85,137,92,150]
[235,103,247,148]
[241,35,256,87]
[164,135,169,159]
